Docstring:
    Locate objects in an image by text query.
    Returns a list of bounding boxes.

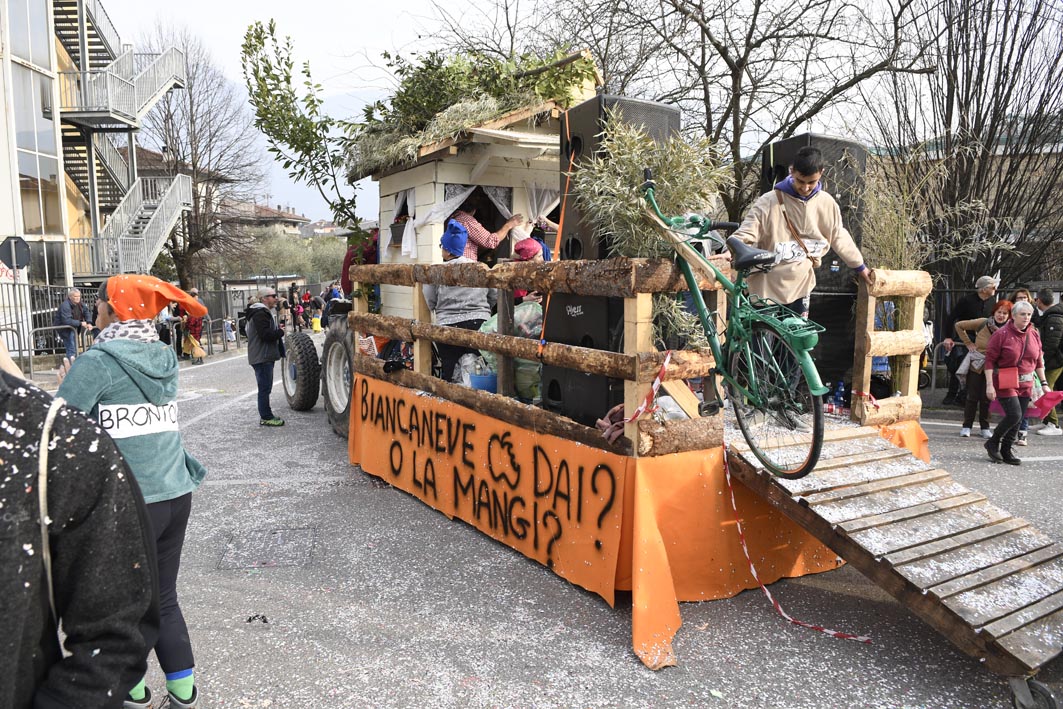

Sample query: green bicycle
[641,170,828,479]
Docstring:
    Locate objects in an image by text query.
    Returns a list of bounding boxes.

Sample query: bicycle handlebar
[640,167,739,240]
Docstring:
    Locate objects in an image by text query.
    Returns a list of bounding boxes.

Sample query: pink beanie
[513,238,542,261]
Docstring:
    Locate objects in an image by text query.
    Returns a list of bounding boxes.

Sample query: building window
[7,0,52,70]
[12,63,60,237]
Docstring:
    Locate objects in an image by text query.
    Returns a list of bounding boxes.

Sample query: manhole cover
[219,528,316,569]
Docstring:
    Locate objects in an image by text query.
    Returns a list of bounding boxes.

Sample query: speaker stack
[542,96,682,426]
[759,132,869,386]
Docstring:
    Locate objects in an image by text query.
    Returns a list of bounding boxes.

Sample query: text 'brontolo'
[97,402,179,439]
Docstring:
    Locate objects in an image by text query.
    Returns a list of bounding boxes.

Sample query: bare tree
[435,0,934,220]
[861,0,1063,286]
[138,25,267,289]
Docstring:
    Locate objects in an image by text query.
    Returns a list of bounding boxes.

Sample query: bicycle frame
[641,186,829,406]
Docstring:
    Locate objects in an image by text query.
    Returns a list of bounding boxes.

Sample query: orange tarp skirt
[348,375,928,669]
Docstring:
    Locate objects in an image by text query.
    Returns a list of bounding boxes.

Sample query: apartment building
[1,0,189,358]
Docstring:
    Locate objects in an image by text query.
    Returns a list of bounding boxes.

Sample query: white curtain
[415,186,477,229]
[382,189,412,251]
[401,189,418,258]
[524,181,560,221]
[482,186,513,219]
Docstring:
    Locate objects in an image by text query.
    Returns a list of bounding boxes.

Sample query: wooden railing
[349,258,730,457]
[851,270,933,426]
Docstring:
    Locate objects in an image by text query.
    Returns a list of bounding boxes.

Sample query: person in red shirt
[449,195,523,261]
[984,300,1051,464]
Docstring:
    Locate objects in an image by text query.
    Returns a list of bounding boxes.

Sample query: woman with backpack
[955,300,1013,439]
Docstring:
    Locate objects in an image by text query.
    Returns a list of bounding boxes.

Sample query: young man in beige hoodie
[732,146,872,316]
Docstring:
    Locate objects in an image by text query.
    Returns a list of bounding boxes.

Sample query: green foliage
[350,48,598,177]
[150,250,177,283]
[208,228,347,284]
[570,112,731,350]
[240,20,363,242]
[571,111,732,259]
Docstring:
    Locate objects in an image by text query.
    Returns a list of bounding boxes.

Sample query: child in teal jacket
[57,274,207,709]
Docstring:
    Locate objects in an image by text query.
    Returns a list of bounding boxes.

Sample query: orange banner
[349,375,627,604]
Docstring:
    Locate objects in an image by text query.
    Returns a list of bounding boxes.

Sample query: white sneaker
[959,427,971,437]
[1037,423,1062,436]
[1016,431,1028,446]
[981,428,993,439]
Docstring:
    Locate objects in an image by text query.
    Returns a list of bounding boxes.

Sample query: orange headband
[105,274,207,321]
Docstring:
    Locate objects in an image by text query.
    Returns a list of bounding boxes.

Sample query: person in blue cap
[423,220,497,382]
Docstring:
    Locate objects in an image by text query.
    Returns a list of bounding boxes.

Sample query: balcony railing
[71,175,192,276]
[140,175,192,265]
[83,0,123,60]
[94,133,129,191]
[132,48,186,115]
[58,69,135,121]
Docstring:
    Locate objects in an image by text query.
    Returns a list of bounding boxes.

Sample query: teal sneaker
[260,417,285,427]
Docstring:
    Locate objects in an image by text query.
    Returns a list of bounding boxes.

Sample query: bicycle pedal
[698,401,721,417]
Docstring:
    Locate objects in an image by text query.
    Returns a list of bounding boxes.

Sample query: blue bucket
[469,372,497,393]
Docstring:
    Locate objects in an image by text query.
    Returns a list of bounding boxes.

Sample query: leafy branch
[241,20,364,239]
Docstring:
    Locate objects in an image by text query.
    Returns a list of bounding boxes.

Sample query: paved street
[133,345,1063,708]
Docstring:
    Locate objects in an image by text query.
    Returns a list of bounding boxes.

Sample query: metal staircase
[61,126,128,211]
[69,175,192,277]
[52,0,122,70]
[54,0,191,278]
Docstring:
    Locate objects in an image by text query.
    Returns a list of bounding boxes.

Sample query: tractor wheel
[282,331,320,411]
[322,318,354,438]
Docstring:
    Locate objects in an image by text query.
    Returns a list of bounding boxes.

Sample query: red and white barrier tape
[853,391,881,410]
[721,444,872,644]
[623,350,672,423]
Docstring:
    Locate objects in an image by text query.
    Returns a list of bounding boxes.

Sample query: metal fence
[0,282,100,376]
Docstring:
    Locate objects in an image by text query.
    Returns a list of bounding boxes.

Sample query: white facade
[1,0,70,286]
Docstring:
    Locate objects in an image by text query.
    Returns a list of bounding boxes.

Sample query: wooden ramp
[727,425,1063,677]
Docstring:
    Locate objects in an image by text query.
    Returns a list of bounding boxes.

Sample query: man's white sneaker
[1016,431,1028,446]
[959,427,971,437]
[1037,423,1062,436]
[981,428,993,439]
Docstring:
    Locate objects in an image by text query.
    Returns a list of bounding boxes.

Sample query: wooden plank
[841,492,986,534]
[993,603,1063,673]
[625,293,654,454]
[943,555,1063,628]
[985,589,1063,639]
[778,453,931,497]
[896,526,1051,589]
[931,543,1063,600]
[724,452,1029,675]
[813,447,911,472]
[847,501,1012,557]
[852,286,875,425]
[886,518,1031,566]
[661,379,702,419]
[815,477,970,526]
[802,469,950,506]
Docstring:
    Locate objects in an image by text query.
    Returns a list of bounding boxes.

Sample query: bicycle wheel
[727,323,824,479]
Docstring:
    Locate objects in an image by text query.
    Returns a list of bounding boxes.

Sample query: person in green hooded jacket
[57,274,207,709]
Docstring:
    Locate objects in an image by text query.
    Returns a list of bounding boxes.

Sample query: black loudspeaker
[541,293,624,427]
[559,95,681,260]
[807,292,858,388]
[759,133,868,293]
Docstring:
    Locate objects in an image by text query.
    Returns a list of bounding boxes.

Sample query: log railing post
[412,284,433,376]
[852,270,933,426]
[496,290,515,396]
[624,293,654,454]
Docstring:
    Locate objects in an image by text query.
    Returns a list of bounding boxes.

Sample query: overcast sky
[101,0,454,223]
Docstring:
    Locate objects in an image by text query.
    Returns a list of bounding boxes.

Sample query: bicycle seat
[727,236,776,270]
